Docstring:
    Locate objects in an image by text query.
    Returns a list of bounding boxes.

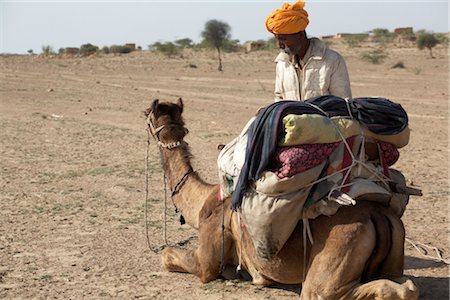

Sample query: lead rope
[162,148,168,245]
[145,127,168,253]
[145,128,153,251]
[144,124,178,252]
[145,115,199,253]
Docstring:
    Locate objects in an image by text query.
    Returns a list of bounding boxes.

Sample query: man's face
[275,32,304,55]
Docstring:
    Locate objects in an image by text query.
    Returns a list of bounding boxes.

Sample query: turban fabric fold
[265,1,309,34]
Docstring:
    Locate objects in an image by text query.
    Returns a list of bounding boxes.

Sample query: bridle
[146,112,182,149]
[144,108,225,273]
[144,108,198,253]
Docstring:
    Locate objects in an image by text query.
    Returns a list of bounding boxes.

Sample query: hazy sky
[1,0,449,54]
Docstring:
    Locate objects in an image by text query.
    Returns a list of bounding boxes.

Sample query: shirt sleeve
[329,55,352,99]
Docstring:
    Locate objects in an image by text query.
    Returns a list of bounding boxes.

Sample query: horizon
[1,1,449,55]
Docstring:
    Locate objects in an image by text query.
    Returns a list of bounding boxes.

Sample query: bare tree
[201,20,231,71]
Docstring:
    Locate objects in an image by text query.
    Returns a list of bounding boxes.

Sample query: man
[266,1,352,101]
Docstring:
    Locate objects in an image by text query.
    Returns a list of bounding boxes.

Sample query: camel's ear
[177,97,183,114]
[151,99,159,115]
[144,99,158,117]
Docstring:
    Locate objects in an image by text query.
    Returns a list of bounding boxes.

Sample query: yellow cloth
[280,114,410,148]
[266,1,309,34]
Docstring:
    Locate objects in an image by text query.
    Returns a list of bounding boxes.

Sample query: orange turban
[265,1,309,34]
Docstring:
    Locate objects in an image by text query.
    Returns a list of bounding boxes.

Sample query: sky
[1,0,449,54]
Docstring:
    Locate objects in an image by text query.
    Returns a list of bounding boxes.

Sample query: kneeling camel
[145,98,419,300]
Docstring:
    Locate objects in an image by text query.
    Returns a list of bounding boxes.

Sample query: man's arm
[329,55,352,99]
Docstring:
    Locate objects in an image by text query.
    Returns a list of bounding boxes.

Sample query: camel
[145,98,419,300]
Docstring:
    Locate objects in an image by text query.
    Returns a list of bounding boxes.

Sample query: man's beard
[283,45,300,56]
[283,48,294,55]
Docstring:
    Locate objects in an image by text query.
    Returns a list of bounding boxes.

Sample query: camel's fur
[145,98,419,299]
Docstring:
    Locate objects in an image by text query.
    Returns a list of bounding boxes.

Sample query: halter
[144,107,198,254]
[146,112,182,149]
[146,110,193,203]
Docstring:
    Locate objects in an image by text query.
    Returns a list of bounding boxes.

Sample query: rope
[145,127,166,253]
[145,128,153,251]
[302,218,308,281]
[237,210,243,274]
[406,238,450,264]
[144,124,196,254]
[344,98,354,120]
[303,102,393,199]
[163,159,168,245]
[171,167,194,197]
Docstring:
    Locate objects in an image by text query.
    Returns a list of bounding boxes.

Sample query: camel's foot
[300,277,418,300]
[350,277,419,300]
[252,276,274,286]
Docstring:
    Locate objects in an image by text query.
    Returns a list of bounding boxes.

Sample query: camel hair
[144,98,419,300]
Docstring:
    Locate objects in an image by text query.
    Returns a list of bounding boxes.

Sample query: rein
[171,166,194,197]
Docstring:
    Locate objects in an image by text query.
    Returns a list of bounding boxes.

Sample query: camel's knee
[161,247,221,283]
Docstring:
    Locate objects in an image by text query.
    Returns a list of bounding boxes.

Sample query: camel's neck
[161,143,216,229]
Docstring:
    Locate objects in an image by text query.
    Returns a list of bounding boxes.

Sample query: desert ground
[0,40,448,299]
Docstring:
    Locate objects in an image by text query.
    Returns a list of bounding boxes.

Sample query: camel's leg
[299,214,375,300]
[162,209,233,283]
[299,207,418,300]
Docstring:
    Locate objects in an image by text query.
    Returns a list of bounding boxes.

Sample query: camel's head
[144,98,188,145]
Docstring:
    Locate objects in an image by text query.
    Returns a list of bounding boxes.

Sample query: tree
[101,46,110,54]
[175,38,194,49]
[149,42,179,58]
[201,19,231,71]
[80,43,99,55]
[110,45,133,54]
[371,28,394,44]
[417,31,440,58]
[41,45,55,56]
[434,33,449,45]
[222,39,240,52]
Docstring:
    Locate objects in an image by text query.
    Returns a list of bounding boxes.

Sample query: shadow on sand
[405,256,449,299]
[222,257,448,298]
[405,255,448,270]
